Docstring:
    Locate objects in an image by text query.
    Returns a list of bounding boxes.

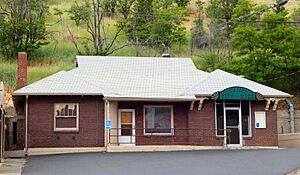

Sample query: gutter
[12,93,104,96]
[286,98,295,133]
[25,95,28,155]
[103,96,196,102]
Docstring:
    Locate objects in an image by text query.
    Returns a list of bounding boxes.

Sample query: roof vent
[161,47,170,57]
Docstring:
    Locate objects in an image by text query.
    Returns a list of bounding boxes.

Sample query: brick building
[12,55,292,152]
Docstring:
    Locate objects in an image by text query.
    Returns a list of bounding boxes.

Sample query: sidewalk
[0,158,25,175]
[287,169,300,175]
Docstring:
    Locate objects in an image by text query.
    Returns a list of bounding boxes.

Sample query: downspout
[0,106,4,163]
[25,95,28,155]
[105,100,110,149]
[96,96,99,145]
[286,98,295,133]
[104,99,109,150]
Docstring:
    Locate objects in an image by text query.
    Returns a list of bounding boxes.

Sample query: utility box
[255,111,266,128]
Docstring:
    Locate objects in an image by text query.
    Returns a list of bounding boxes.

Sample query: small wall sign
[255,112,266,129]
[105,120,111,129]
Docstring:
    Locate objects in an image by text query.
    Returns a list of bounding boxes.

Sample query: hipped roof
[13,56,292,100]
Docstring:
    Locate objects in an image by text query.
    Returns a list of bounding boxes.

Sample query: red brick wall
[27,96,104,148]
[16,118,25,149]
[244,101,278,146]
[188,100,278,146]
[23,98,277,148]
[118,100,278,146]
[188,100,223,146]
[118,102,189,145]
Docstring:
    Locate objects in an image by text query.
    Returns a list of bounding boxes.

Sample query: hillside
[0,0,299,91]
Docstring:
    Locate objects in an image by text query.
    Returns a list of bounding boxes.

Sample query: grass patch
[0,58,74,90]
[0,62,17,89]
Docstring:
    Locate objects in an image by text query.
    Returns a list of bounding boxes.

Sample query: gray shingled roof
[188,69,291,98]
[13,56,291,99]
[70,56,208,100]
[13,71,105,96]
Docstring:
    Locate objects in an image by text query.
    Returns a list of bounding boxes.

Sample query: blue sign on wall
[105,120,111,129]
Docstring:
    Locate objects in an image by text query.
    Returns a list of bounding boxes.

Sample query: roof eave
[12,92,103,96]
[104,96,196,102]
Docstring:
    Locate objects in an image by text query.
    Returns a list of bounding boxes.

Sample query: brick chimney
[17,52,27,89]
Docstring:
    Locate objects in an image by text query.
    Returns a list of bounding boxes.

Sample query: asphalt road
[23,149,300,175]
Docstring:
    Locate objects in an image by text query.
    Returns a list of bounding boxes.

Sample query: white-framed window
[215,100,252,137]
[143,105,174,135]
[54,103,79,132]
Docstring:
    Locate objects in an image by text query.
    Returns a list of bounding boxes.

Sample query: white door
[225,108,242,147]
[118,109,135,145]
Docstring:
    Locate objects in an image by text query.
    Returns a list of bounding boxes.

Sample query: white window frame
[54,103,79,132]
[215,101,252,137]
[215,101,225,137]
[143,105,174,136]
[243,101,252,137]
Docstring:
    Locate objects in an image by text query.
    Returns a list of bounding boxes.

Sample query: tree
[67,0,129,56]
[103,0,117,17]
[206,0,239,59]
[174,0,190,7]
[206,0,238,37]
[150,6,188,51]
[124,0,154,45]
[231,0,260,54]
[224,1,300,95]
[191,0,208,50]
[116,0,136,19]
[0,0,49,57]
[124,0,188,55]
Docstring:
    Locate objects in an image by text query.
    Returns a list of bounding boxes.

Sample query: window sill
[144,133,174,136]
[54,128,79,133]
[215,135,252,138]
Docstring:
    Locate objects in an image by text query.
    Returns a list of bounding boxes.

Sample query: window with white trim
[144,106,173,135]
[54,103,79,131]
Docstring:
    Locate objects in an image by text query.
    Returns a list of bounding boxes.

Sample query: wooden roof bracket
[265,98,284,111]
[197,97,208,111]
[189,101,195,110]
[265,98,271,111]
[272,98,284,111]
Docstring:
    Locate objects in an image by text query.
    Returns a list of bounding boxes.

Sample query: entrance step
[4,150,25,158]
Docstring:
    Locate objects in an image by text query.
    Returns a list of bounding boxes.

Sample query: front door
[225,108,242,146]
[118,109,135,145]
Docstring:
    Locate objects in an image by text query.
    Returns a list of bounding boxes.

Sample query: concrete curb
[106,145,280,152]
[286,168,300,175]
[0,159,26,175]
[25,146,280,155]
[27,147,106,156]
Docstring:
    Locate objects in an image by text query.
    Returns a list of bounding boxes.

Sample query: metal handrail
[108,128,230,145]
